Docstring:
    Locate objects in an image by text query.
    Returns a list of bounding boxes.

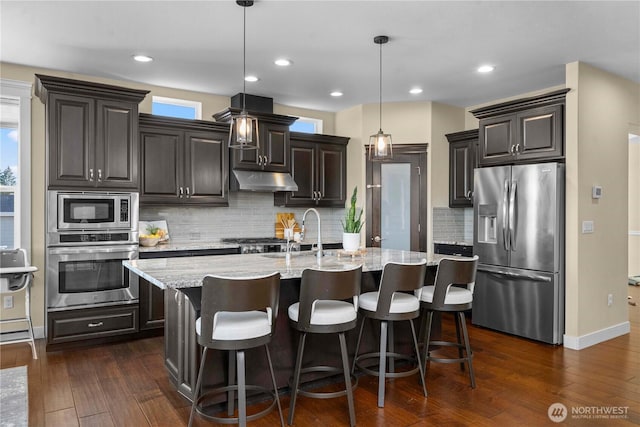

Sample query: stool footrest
[355,351,420,379]
[289,365,358,399]
[426,340,473,364]
[195,384,277,424]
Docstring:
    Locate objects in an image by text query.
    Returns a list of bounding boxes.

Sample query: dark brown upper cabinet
[35,74,149,190]
[139,114,229,206]
[446,129,478,208]
[471,89,568,166]
[275,132,349,207]
[213,108,297,173]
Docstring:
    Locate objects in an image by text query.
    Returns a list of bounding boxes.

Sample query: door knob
[373,236,383,243]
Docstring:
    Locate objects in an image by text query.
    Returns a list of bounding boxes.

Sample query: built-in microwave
[48,191,138,233]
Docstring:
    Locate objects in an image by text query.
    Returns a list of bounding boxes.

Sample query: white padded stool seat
[288,300,357,325]
[359,291,419,313]
[419,285,473,305]
[196,311,271,341]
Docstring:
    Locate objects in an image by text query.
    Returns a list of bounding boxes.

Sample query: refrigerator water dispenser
[477,204,497,244]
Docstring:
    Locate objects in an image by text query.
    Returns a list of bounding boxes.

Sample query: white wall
[564,61,639,348]
[630,131,640,276]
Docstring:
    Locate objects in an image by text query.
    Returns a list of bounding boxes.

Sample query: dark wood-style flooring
[2,285,639,426]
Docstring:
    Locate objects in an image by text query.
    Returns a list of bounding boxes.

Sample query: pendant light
[229,0,259,150]
[368,35,393,161]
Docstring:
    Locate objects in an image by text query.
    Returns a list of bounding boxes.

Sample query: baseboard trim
[563,321,630,350]
[34,326,45,339]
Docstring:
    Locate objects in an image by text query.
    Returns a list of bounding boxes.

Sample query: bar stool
[188,272,284,427]
[352,261,428,407]
[287,265,362,427]
[418,256,479,389]
[0,249,38,359]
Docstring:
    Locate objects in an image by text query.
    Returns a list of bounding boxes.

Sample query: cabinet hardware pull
[89,168,94,181]
[466,190,473,199]
[88,321,103,328]
[510,145,515,154]
[263,155,268,165]
[257,156,262,166]
[366,184,382,189]
[179,187,184,198]
[97,169,102,182]
[186,187,190,198]
[515,143,521,153]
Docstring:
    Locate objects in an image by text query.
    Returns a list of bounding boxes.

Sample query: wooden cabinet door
[48,93,95,188]
[261,122,289,172]
[95,99,139,189]
[183,130,228,205]
[139,278,164,331]
[139,127,183,204]
[285,140,316,205]
[163,288,180,384]
[230,142,260,170]
[449,140,474,207]
[479,115,515,166]
[317,144,346,207]
[516,104,563,161]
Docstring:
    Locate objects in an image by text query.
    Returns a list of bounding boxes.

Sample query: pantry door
[366,145,428,252]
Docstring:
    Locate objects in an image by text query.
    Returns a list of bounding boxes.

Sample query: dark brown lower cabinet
[139,279,165,331]
[47,304,139,348]
[164,287,199,400]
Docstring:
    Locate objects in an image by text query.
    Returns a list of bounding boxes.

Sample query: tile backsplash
[432,207,473,243]
[140,192,345,243]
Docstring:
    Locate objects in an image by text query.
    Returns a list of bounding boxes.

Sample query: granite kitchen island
[124,248,447,402]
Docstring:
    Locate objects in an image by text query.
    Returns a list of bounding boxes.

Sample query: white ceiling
[1,1,639,112]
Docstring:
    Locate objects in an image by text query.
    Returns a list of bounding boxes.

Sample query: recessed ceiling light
[274,58,292,67]
[477,65,495,73]
[409,88,423,94]
[330,91,343,97]
[244,75,259,82]
[133,55,153,63]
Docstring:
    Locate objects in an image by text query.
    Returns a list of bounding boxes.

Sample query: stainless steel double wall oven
[46,191,140,310]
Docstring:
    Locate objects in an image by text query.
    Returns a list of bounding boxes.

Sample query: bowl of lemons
[139,225,166,247]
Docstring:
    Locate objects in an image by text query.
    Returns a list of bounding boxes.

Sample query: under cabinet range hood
[231,170,298,192]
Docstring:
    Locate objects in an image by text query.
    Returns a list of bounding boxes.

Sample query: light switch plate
[582,220,594,234]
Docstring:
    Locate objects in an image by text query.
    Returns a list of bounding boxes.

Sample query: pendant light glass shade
[368,35,393,161]
[229,109,259,149]
[369,129,392,160]
[229,1,259,150]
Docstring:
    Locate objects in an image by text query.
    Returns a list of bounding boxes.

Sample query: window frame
[151,96,202,120]
[0,79,32,258]
[290,116,323,134]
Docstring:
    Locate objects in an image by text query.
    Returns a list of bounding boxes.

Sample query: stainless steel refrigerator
[472,162,564,344]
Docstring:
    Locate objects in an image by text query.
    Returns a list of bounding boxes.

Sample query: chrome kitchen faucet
[301,208,323,262]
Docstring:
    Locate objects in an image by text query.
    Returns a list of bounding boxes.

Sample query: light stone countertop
[138,241,240,253]
[433,240,473,246]
[125,248,451,290]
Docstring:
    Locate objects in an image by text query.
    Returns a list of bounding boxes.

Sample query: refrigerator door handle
[478,266,552,282]
[509,180,517,250]
[503,179,510,251]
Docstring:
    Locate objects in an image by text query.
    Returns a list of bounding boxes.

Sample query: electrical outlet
[607,294,613,307]
[3,295,13,309]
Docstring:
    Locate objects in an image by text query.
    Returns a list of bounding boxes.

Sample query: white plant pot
[342,232,360,252]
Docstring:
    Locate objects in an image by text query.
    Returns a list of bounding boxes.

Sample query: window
[0,79,31,255]
[290,117,323,134]
[152,96,202,120]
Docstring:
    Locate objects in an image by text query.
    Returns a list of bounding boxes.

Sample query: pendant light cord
[242,5,247,112]
[379,40,383,131]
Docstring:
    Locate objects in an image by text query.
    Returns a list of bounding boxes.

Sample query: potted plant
[341,186,364,252]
